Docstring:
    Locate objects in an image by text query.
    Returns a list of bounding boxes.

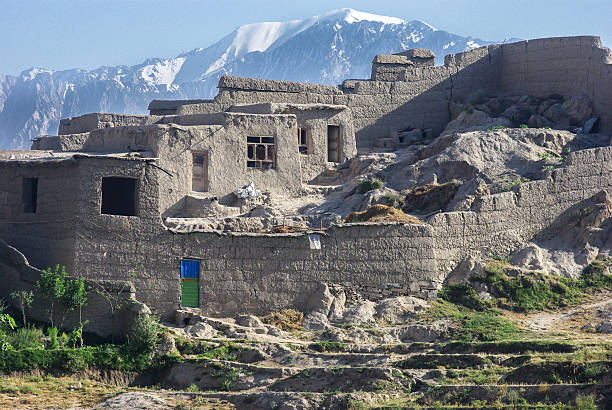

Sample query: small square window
[101,177,137,216]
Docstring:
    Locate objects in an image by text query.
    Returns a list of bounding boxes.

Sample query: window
[298,127,310,154]
[192,152,208,192]
[23,177,38,213]
[180,259,200,308]
[247,136,275,169]
[327,125,341,162]
[101,177,137,216]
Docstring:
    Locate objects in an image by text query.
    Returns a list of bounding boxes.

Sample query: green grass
[0,344,168,373]
[470,257,612,312]
[424,299,524,342]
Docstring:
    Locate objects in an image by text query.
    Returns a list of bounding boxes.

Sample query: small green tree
[10,290,33,326]
[62,278,88,346]
[36,265,67,327]
[128,314,160,354]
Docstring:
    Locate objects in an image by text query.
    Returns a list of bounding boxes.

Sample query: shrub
[7,326,44,350]
[384,192,404,209]
[128,314,160,354]
[438,283,488,311]
[36,265,67,327]
[519,124,529,128]
[261,309,303,332]
[487,125,507,131]
[47,327,59,349]
[356,178,384,194]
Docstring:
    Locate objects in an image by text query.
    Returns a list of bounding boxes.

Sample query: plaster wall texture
[175,36,610,150]
[0,239,142,340]
[0,146,610,321]
[58,113,161,135]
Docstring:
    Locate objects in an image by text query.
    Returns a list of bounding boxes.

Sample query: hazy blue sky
[1,0,611,75]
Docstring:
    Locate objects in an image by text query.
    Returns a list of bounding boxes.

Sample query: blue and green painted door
[180,259,200,307]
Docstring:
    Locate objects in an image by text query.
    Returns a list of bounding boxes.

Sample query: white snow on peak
[318,8,404,25]
[22,68,54,80]
[140,58,186,85]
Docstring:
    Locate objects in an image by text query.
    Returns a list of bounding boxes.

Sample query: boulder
[306,283,334,315]
[561,94,593,125]
[542,103,568,124]
[374,296,428,324]
[527,114,552,129]
[302,312,331,331]
[500,104,532,126]
[235,314,264,328]
[342,300,376,324]
[185,321,217,339]
[511,244,546,271]
[583,116,600,134]
[445,256,485,285]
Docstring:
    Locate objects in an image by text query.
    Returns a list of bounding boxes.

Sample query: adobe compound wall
[176,36,612,150]
[62,146,612,319]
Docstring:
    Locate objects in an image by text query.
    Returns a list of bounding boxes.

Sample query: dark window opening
[246,136,275,169]
[192,152,208,192]
[327,125,341,162]
[298,127,310,154]
[101,177,137,216]
[23,177,38,213]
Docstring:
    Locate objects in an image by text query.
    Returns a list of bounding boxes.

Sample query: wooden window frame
[246,136,276,169]
[298,127,310,155]
[191,152,208,192]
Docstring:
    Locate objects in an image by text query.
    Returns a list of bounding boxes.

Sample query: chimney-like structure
[371,48,436,81]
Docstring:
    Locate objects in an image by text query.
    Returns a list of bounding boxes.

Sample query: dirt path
[517,291,612,332]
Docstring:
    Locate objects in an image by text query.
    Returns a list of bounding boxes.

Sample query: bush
[438,283,488,311]
[128,314,160,354]
[356,178,384,194]
[7,326,44,350]
[487,125,507,131]
[47,327,59,349]
[261,309,303,332]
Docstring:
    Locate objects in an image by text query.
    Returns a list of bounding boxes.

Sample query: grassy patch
[424,299,524,342]
[471,257,612,312]
[310,341,346,353]
[175,337,244,361]
[0,375,126,409]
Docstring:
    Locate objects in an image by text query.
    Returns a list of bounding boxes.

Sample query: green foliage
[438,283,489,311]
[68,324,83,348]
[471,257,612,312]
[10,290,33,326]
[487,125,507,131]
[47,327,59,349]
[501,176,530,192]
[425,299,522,342]
[36,265,67,327]
[128,314,160,354]
[384,192,404,209]
[0,313,16,332]
[0,344,156,373]
[63,278,87,314]
[519,124,529,128]
[356,178,384,194]
[6,326,44,350]
[574,394,597,410]
[310,341,346,352]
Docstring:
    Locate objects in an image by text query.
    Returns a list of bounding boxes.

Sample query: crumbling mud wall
[0,239,144,340]
[173,36,611,150]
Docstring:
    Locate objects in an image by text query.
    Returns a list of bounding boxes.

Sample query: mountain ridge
[0,8,496,149]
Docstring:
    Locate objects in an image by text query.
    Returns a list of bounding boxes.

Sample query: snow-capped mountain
[0,8,495,149]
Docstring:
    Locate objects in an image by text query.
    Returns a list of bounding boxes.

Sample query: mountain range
[0,8,496,149]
